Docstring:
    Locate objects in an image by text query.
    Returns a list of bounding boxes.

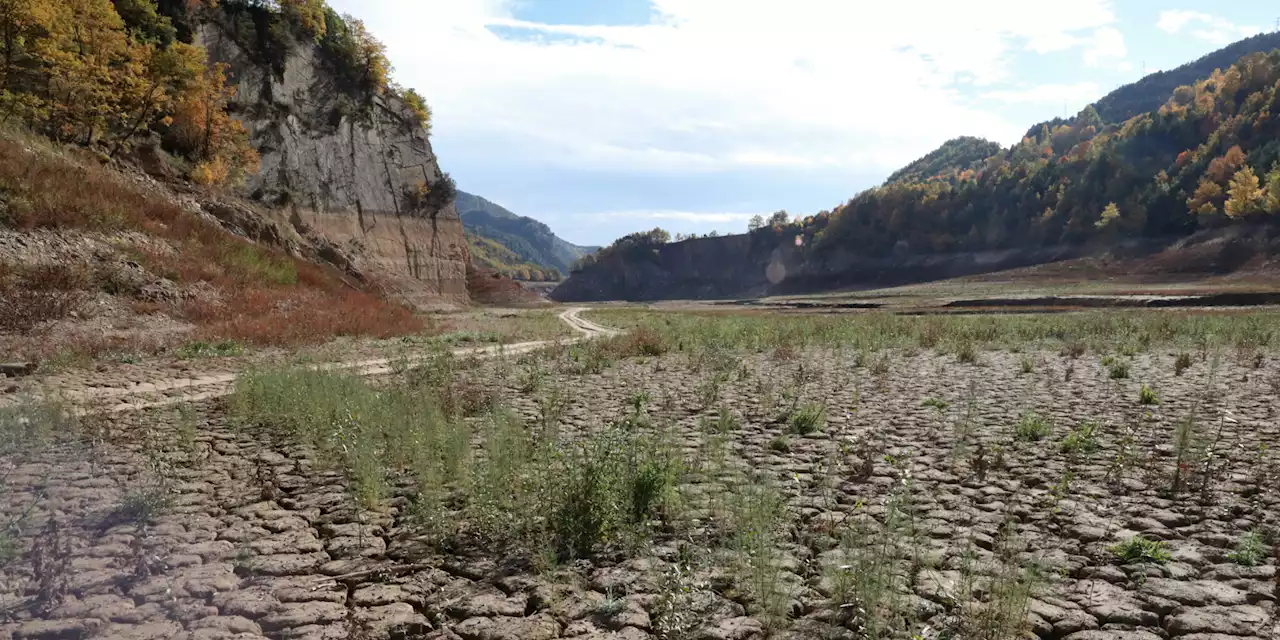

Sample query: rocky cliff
[195,22,469,308]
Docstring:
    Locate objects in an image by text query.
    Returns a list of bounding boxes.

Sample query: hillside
[456,191,595,276]
[557,41,1280,301]
[467,234,562,281]
[883,137,1003,185]
[0,0,470,359]
[1094,31,1280,123]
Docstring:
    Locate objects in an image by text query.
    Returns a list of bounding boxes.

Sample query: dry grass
[0,132,425,350]
[0,263,87,332]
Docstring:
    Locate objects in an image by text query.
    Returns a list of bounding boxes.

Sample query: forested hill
[456,191,596,277]
[1094,31,1280,124]
[884,137,1003,185]
[558,43,1280,301]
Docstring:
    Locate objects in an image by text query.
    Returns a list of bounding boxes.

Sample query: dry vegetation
[1,307,1278,639]
[0,133,424,360]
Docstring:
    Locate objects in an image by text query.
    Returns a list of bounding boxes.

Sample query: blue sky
[329,1,1277,247]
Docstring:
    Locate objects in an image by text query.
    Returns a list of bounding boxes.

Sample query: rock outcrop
[195,23,468,308]
[552,224,1280,302]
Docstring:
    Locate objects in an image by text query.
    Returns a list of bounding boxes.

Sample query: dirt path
[17,307,612,414]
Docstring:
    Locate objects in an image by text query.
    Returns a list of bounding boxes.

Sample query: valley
[2,1,1280,640]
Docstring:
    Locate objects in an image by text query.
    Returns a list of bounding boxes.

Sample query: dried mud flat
[2,330,1279,640]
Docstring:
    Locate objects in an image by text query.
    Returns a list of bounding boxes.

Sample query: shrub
[0,263,88,332]
[1138,384,1158,405]
[1015,412,1052,442]
[1061,422,1100,454]
[1227,531,1267,566]
[1174,352,1192,376]
[1108,360,1130,380]
[1110,535,1171,565]
[922,398,950,411]
[177,340,244,359]
[955,341,979,364]
[768,436,791,453]
[789,403,826,435]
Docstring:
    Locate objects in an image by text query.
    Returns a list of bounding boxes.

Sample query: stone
[13,619,100,640]
[1141,579,1248,607]
[453,614,561,640]
[447,593,529,619]
[701,616,765,640]
[259,602,349,633]
[353,603,430,637]
[1164,604,1270,637]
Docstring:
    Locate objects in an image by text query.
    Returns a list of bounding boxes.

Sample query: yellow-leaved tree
[1224,166,1264,218]
[1095,202,1120,229]
[167,59,260,185]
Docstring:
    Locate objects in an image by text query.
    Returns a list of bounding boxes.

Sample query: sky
[327,0,1278,247]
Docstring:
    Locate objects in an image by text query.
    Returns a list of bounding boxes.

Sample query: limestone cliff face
[195,23,469,308]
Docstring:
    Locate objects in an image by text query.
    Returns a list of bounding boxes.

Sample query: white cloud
[1156,10,1261,46]
[331,0,1120,176]
[584,210,759,224]
[1083,26,1127,68]
[984,82,1102,105]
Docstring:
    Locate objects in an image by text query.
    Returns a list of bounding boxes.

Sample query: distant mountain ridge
[455,191,597,278]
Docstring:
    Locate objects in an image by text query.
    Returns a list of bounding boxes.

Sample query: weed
[176,340,244,359]
[789,403,826,435]
[697,372,729,409]
[767,436,791,453]
[112,485,173,525]
[1061,422,1101,455]
[829,466,919,637]
[955,341,979,364]
[653,558,708,640]
[1138,384,1159,405]
[1015,412,1052,442]
[30,520,71,613]
[1108,360,1131,380]
[727,482,790,628]
[1170,415,1198,495]
[1110,535,1171,565]
[1061,340,1086,359]
[1019,355,1035,374]
[1227,530,1268,566]
[712,406,741,433]
[955,524,1044,640]
[1175,352,1192,376]
[922,398,950,411]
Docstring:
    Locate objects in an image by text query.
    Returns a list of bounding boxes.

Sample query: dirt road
[12,307,612,414]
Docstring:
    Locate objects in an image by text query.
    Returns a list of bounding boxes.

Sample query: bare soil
[1,315,1278,640]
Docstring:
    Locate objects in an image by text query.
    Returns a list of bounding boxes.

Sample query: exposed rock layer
[196,23,468,307]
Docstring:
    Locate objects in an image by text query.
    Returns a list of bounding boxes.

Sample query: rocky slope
[196,21,469,308]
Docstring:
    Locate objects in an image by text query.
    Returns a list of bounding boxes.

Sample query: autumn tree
[167,60,260,185]
[1095,202,1120,229]
[1205,145,1246,183]
[278,0,326,41]
[1264,167,1280,214]
[1188,178,1225,216]
[1224,166,1264,218]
